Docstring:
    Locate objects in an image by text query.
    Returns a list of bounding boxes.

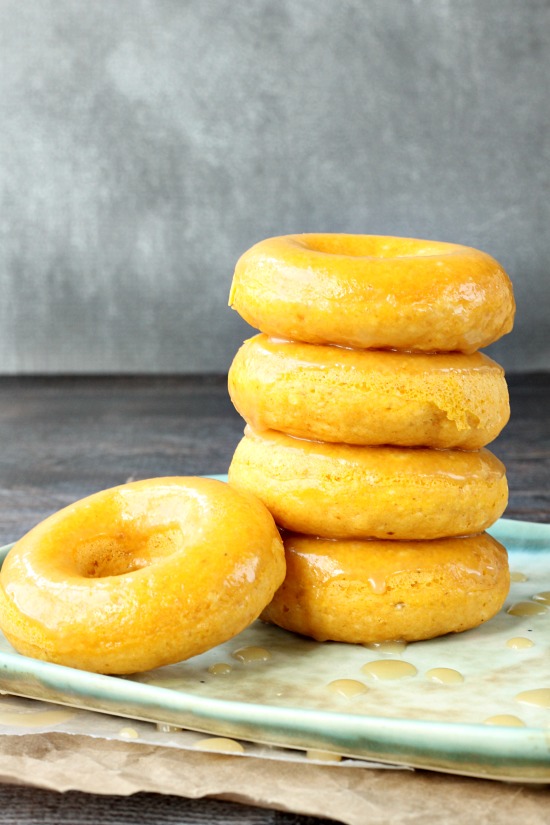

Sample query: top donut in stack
[227,234,515,642]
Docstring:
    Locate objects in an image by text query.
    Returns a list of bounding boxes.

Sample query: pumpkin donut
[228,428,508,540]
[229,234,515,353]
[229,334,510,449]
[261,532,510,643]
[0,477,285,674]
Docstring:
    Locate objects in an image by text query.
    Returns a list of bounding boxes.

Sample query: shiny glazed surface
[229,334,510,449]
[0,477,285,674]
[228,428,508,540]
[229,234,515,352]
[262,532,510,643]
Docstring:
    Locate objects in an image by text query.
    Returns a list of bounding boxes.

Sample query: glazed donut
[228,428,508,540]
[229,334,510,449]
[261,532,510,643]
[229,234,515,353]
[0,477,285,674]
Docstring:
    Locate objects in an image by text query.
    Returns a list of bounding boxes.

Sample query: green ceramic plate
[0,484,549,782]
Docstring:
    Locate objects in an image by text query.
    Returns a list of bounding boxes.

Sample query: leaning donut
[261,532,510,643]
[229,334,510,449]
[229,234,515,353]
[0,477,285,674]
[228,428,508,540]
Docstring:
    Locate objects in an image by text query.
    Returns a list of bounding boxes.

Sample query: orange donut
[0,477,285,674]
[229,234,515,353]
[262,532,510,643]
[228,428,508,540]
[229,334,510,449]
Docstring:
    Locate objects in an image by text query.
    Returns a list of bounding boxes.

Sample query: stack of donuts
[228,234,515,644]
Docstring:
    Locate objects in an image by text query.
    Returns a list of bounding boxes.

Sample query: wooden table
[0,374,548,824]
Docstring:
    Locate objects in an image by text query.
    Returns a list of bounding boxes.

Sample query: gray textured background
[0,0,548,375]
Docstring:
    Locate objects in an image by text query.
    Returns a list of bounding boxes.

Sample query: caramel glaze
[261,532,509,644]
[229,427,508,540]
[229,334,510,449]
[0,477,285,674]
[229,234,515,353]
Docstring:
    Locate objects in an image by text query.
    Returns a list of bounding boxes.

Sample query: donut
[228,428,508,540]
[229,334,510,449]
[261,532,510,643]
[0,477,285,674]
[229,234,515,353]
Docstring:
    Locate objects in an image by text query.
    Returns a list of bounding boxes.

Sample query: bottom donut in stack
[259,533,509,643]
[228,428,510,643]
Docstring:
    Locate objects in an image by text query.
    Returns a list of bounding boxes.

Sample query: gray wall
[0,0,548,375]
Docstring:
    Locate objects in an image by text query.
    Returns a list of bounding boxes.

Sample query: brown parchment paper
[0,732,549,825]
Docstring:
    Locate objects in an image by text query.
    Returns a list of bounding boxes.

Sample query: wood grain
[0,785,336,825]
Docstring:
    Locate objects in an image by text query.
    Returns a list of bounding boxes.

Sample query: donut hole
[73,527,184,578]
[297,234,447,260]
